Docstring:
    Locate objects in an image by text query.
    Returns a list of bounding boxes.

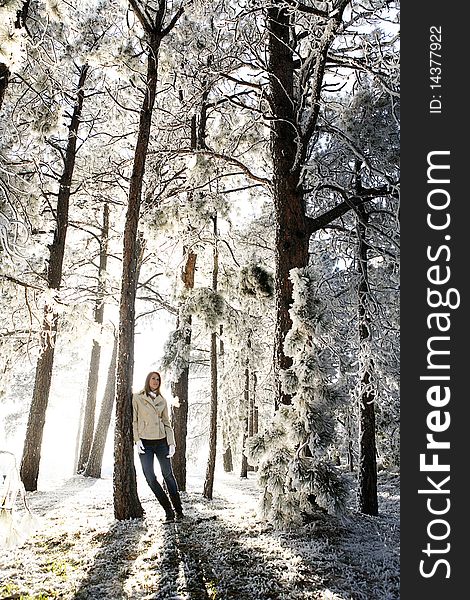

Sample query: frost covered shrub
[247,267,347,526]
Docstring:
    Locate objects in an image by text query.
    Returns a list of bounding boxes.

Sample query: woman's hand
[167,444,176,458]
[136,439,145,454]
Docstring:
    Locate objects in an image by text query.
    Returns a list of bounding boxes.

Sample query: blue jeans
[139,438,179,510]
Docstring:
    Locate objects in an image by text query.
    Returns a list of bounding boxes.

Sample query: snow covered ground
[0,468,399,599]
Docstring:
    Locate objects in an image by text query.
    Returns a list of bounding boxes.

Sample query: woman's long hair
[144,371,161,396]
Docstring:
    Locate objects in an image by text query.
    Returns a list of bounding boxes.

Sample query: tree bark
[347,411,355,472]
[252,371,258,436]
[223,446,233,472]
[247,367,256,472]
[356,193,378,515]
[170,96,208,487]
[114,0,184,521]
[171,249,196,491]
[267,2,348,408]
[253,383,259,472]
[83,331,118,478]
[77,203,109,473]
[203,215,218,500]
[219,324,233,473]
[113,34,160,520]
[240,364,249,479]
[20,64,89,491]
[0,63,9,111]
[267,5,310,407]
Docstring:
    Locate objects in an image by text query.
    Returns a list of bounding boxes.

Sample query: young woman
[132,371,183,522]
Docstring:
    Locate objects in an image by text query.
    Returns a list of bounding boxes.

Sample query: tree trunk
[247,368,255,472]
[203,214,218,500]
[20,64,89,491]
[252,371,258,435]
[113,36,160,520]
[348,440,355,473]
[83,329,118,478]
[267,2,349,409]
[171,249,196,491]
[356,197,378,515]
[170,104,207,490]
[0,63,9,111]
[170,355,189,490]
[20,321,56,491]
[253,375,259,474]
[267,5,310,408]
[203,330,218,499]
[347,411,355,472]
[223,446,233,472]
[113,0,184,521]
[219,324,233,473]
[77,203,109,473]
[240,364,249,479]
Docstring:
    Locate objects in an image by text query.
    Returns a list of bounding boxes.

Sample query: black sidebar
[401,3,467,598]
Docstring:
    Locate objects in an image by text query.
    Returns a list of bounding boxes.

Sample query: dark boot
[163,509,175,523]
[169,491,184,518]
[155,491,175,522]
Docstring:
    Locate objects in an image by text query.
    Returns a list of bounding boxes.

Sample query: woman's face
[149,373,160,392]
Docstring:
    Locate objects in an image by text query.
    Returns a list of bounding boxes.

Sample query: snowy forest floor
[0,468,399,600]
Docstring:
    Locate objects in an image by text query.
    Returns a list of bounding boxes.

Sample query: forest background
[0,0,399,578]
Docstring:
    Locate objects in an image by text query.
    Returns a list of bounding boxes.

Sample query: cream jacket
[132,390,176,446]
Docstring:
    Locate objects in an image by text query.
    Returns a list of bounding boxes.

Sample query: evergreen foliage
[247,267,347,525]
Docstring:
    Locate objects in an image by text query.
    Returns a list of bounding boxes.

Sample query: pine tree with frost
[309,79,399,473]
[211,206,275,475]
[247,266,347,526]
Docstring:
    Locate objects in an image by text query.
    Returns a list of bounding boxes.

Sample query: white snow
[0,467,399,599]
